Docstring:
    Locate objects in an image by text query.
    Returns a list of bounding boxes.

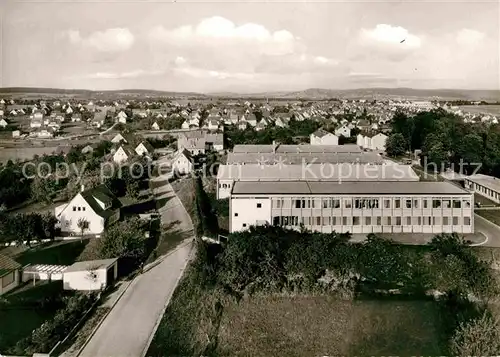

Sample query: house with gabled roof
[172,149,193,175]
[246,113,257,127]
[335,124,351,138]
[310,128,339,145]
[151,121,160,131]
[111,133,127,144]
[135,141,155,157]
[116,110,127,124]
[207,118,219,131]
[55,184,121,235]
[0,118,8,128]
[113,145,134,164]
[255,119,267,132]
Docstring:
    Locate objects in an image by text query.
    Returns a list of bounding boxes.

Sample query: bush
[450,311,500,356]
[12,293,97,355]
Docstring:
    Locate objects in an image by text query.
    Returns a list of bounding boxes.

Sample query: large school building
[223,144,474,235]
[229,181,474,234]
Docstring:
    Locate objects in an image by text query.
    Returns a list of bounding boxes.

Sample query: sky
[0,0,499,93]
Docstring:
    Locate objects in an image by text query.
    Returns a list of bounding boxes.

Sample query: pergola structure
[23,264,68,285]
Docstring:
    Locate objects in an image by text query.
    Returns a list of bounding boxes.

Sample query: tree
[77,218,89,241]
[97,218,146,261]
[450,313,500,356]
[385,133,407,157]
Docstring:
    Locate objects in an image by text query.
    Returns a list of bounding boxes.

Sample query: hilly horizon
[0,86,499,101]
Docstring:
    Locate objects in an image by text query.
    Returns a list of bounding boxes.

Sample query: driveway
[77,174,194,357]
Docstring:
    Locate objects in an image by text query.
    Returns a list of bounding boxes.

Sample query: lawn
[217,296,443,357]
[476,209,500,226]
[147,264,445,357]
[0,281,68,353]
[171,178,196,218]
[15,239,89,266]
[474,193,498,207]
[459,105,500,115]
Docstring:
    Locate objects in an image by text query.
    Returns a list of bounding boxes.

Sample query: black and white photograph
[0,0,499,356]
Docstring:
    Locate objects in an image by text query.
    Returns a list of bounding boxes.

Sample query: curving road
[474,213,500,247]
[77,175,194,357]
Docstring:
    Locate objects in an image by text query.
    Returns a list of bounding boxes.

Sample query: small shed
[0,254,21,296]
[63,258,118,291]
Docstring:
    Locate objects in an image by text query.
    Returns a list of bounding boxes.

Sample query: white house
[113,145,133,164]
[371,133,388,151]
[63,258,118,291]
[55,185,121,235]
[335,124,351,137]
[117,111,127,124]
[172,149,193,175]
[151,121,160,131]
[310,129,339,145]
[0,118,8,128]
[208,119,219,131]
[356,133,365,147]
[135,141,154,157]
[111,133,127,144]
[181,120,190,130]
[12,130,20,138]
[81,145,94,154]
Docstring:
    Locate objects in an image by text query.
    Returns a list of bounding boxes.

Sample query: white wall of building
[63,266,116,291]
[230,194,474,234]
[172,153,193,174]
[310,133,339,145]
[57,194,106,234]
[217,179,233,199]
[231,197,273,231]
[0,270,20,296]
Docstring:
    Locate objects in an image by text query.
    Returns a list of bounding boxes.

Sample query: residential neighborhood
[1,1,500,356]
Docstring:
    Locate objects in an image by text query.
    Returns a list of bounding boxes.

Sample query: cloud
[77,69,163,79]
[66,28,135,52]
[148,16,337,79]
[149,16,298,56]
[355,24,422,61]
[360,24,421,48]
[456,28,485,45]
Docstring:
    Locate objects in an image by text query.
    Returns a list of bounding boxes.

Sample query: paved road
[474,213,500,247]
[78,175,193,357]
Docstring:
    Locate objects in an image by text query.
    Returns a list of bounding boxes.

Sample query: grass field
[459,105,500,115]
[14,239,89,266]
[147,265,446,357]
[475,193,498,207]
[217,296,443,357]
[0,281,67,353]
[0,146,63,163]
[476,209,500,226]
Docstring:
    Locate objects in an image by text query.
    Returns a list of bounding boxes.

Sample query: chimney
[81,184,85,192]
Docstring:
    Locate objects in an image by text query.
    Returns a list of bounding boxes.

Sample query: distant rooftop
[231,181,470,196]
[465,174,500,193]
[231,144,362,154]
[218,163,419,182]
[226,152,384,165]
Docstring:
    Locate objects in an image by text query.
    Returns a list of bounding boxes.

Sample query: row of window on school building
[271,197,472,210]
[272,215,472,227]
